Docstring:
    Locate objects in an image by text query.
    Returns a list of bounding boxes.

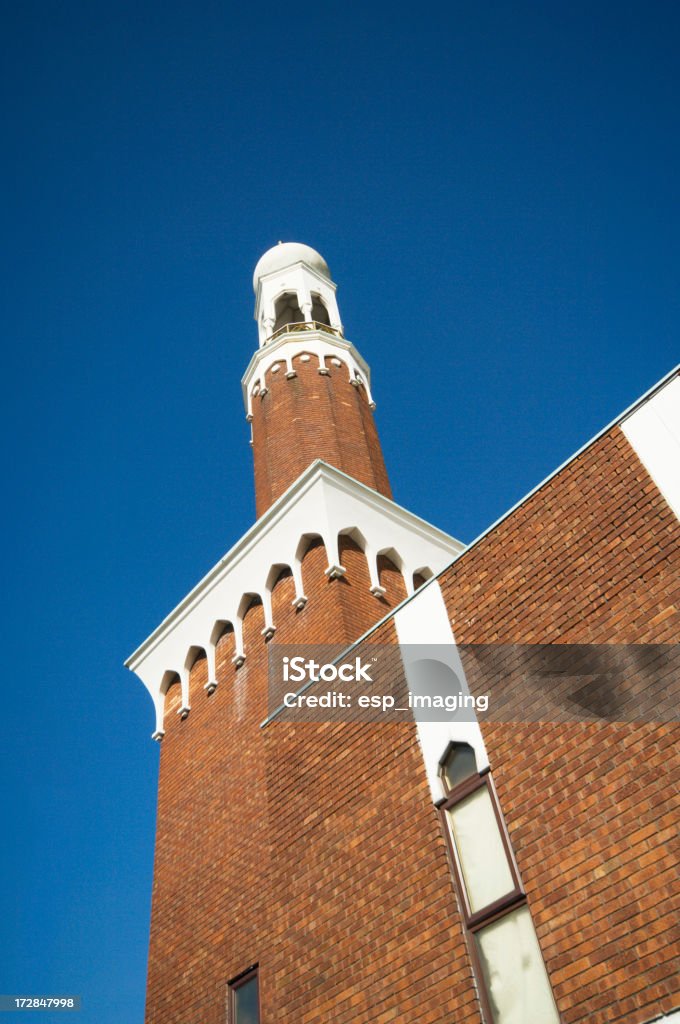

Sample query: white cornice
[241,329,373,416]
[125,459,464,737]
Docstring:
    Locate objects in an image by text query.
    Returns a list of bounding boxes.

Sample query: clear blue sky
[1,1,678,1020]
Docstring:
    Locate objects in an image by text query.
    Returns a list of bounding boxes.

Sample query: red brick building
[126,243,679,1024]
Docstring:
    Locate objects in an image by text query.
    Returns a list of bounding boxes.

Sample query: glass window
[475,905,560,1024]
[439,769,560,1023]
[231,970,259,1024]
[440,743,478,792]
[447,785,515,913]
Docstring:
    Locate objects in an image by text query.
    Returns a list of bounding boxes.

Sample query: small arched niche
[339,525,368,555]
[413,567,434,591]
[239,592,263,620]
[185,645,206,673]
[185,645,208,692]
[296,532,326,564]
[211,620,235,678]
[267,563,293,592]
[161,670,182,723]
[296,533,327,593]
[337,529,371,589]
[210,620,234,648]
[274,292,304,331]
[376,546,407,603]
[310,292,331,326]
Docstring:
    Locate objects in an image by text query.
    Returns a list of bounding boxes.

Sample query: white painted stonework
[622,372,680,522]
[241,326,375,419]
[244,241,375,416]
[253,241,342,346]
[125,461,464,739]
[394,581,489,801]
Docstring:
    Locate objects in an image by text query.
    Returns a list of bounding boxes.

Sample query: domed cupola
[253,241,342,346]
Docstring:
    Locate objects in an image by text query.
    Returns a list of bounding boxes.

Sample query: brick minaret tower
[126,243,462,1023]
[245,242,391,515]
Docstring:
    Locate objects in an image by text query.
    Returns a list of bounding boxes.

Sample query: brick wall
[433,425,680,1024]
[146,423,679,1024]
[251,352,391,516]
[145,537,421,1024]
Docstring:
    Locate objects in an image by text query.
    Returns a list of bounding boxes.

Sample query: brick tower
[126,242,464,1023]
[127,245,679,1024]
[246,242,392,516]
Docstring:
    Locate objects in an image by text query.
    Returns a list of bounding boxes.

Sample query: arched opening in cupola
[274,292,304,331]
[310,292,331,326]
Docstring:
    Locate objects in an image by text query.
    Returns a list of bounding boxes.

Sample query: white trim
[394,582,489,801]
[241,328,374,416]
[253,257,342,346]
[126,460,464,737]
[622,375,680,522]
[457,364,680,567]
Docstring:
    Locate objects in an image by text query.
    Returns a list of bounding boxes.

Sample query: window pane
[447,786,514,912]
[475,905,559,1024]
[233,974,259,1024]
[441,744,477,791]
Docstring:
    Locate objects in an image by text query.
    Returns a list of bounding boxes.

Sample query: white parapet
[622,372,680,522]
[125,460,464,738]
[241,326,375,419]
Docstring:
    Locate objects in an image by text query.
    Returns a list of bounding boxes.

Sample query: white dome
[253,242,331,292]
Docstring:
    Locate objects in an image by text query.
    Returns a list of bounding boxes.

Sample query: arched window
[439,741,478,793]
[274,292,304,331]
[438,744,560,1024]
[310,292,331,326]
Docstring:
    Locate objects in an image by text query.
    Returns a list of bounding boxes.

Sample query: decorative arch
[237,592,263,618]
[274,291,304,332]
[377,545,405,572]
[310,292,331,326]
[237,591,268,651]
[160,668,189,725]
[210,619,234,647]
[296,531,337,589]
[160,669,181,696]
[377,546,408,601]
[413,566,434,592]
[184,644,206,673]
[295,531,326,564]
[336,525,377,591]
[184,645,208,701]
[266,563,296,624]
[339,525,368,551]
[266,562,293,592]
[208,619,235,691]
[264,566,293,637]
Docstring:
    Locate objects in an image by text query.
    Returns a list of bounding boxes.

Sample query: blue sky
[1,1,678,1021]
